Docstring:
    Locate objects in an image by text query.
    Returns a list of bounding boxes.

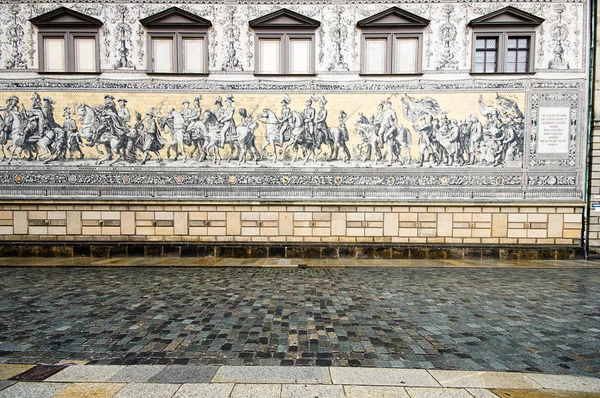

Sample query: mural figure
[163,108,188,162]
[354,113,382,163]
[219,95,237,155]
[187,96,205,160]
[117,99,131,126]
[0,96,19,161]
[235,106,261,164]
[258,107,292,162]
[278,95,291,148]
[64,106,84,160]
[138,107,165,165]
[328,110,351,162]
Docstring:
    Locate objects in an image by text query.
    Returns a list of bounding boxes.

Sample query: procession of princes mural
[0,91,525,168]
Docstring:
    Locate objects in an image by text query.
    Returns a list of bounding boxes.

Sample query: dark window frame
[360,31,424,75]
[357,7,429,76]
[468,6,543,75]
[249,8,320,77]
[140,7,211,76]
[254,31,316,75]
[30,7,102,74]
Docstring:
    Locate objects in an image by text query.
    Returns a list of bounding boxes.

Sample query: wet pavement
[0,265,599,378]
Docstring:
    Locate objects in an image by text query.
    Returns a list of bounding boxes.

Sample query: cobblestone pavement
[0,267,599,377]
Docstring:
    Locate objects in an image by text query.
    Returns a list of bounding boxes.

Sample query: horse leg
[179,139,187,163]
[271,143,278,162]
[154,151,163,163]
[167,141,176,161]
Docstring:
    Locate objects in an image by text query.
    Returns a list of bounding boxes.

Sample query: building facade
[0,0,593,258]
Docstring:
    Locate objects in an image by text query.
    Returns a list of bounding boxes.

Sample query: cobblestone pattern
[0,267,598,376]
[0,202,584,246]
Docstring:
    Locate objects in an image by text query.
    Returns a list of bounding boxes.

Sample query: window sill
[470,72,535,76]
[254,74,317,77]
[147,72,209,77]
[359,73,423,77]
[38,71,102,75]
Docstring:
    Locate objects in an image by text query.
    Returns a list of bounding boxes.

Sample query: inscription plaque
[537,107,570,154]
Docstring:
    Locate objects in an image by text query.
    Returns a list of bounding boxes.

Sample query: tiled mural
[0,0,590,202]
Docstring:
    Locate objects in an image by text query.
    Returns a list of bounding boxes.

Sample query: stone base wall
[0,201,583,248]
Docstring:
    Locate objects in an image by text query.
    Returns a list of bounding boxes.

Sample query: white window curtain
[364,39,386,74]
[395,38,418,73]
[183,38,204,73]
[152,38,173,73]
[74,38,96,72]
[259,39,280,74]
[44,38,65,72]
[289,39,311,74]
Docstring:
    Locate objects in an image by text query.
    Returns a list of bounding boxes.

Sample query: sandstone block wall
[0,202,583,247]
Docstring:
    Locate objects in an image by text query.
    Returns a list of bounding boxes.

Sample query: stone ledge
[0,242,584,260]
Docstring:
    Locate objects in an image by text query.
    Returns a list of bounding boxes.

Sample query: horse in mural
[186,117,209,161]
[233,121,262,164]
[162,109,188,162]
[197,110,222,164]
[257,108,294,162]
[354,117,382,163]
[4,110,39,164]
[280,110,317,163]
[77,104,128,166]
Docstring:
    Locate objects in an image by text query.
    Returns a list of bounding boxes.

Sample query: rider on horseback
[93,95,129,144]
[218,95,236,149]
[315,96,329,142]
[303,98,316,142]
[279,95,291,146]
[0,96,19,142]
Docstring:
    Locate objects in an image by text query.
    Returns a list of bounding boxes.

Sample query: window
[249,9,320,75]
[357,7,429,75]
[469,6,543,74]
[30,7,102,74]
[140,7,211,75]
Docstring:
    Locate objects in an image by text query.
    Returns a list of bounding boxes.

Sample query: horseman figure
[0,96,19,141]
[316,96,329,142]
[93,95,129,144]
[279,95,291,146]
[219,95,236,149]
[42,97,60,129]
[28,92,46,138]
[303,98,316,142]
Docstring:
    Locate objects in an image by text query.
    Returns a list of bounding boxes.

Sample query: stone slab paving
[46,365,125,382]
[230,383,282,398]
[213,365,330,384]
[112,383,181,398]
[147,365,217,384]
[0,381,70,398]
[0,381,15,392]
[172,383,235,398]
[108,365,166,383]
[405,387,476,398]
[330,368,440,387]
[52,382,126,398]
[343,385,411,398]
[525,374,600,392]
[0,364,34,379]
[281,384,345,398]
[0,364,599,397]
[428,370,542,389]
